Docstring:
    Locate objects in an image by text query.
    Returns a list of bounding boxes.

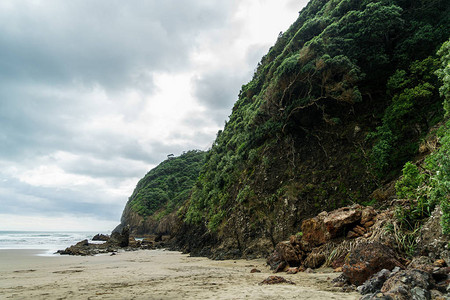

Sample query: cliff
[114,150,206,235]
[115,0,450,260]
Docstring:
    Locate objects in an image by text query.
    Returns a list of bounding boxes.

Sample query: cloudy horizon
[0,0,308,232]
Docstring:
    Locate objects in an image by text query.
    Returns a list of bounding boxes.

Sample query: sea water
[0,231,105,255]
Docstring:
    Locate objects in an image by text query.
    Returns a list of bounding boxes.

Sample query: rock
[381,269,433,299]
[410,287,431,300]
[286,267,298,274]
[361,206,377,224]
[266,241,302,272]
[301,212,329,246]
[347,231,360,239]
[360,292,394,300]
[305,268,315,274]
[323,205,362,238]
[109,226,129,247]
[334,267,343,272]
[92,234,109,241]
[357,269,391,295]
[332,273,349,287]
[250,268,261,273]
[364,221,375,228]
[353,225,366,236]
[303,250,325,269]
[259,276,295,285]
[275,241,302,266]
[266,248,286,272]
[343,241,404,286]
[434,259,447,268]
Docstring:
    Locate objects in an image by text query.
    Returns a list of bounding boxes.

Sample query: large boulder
[343,241,404,286]
[108,226,129,247]
[301,211,329,246]
[267,241,303,271]
[301,204,373,246]
[92,234,109,241]
[381,269,433,300]
[324,205,362,238]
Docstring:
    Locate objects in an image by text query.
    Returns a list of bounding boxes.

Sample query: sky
[0,0,308,232]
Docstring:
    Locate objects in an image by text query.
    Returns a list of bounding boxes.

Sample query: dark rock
[259,276,295,285]
[267,247,285,271]
[92,234,109,241]
[410,287,431,300]
[381,269,433,299]
[109,226,129,247]
[250,268,261,273]
[357,269,391,295]
[360,292,394,300]
[342,241,404,286]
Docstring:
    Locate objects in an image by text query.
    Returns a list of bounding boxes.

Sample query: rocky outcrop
[267,205,379,271]
[92,234,109,241]
[342,241,404,286]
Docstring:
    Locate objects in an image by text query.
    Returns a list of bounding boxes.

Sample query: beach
[0,249,359,299]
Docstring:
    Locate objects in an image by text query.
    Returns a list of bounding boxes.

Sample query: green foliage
[128,150,206,217]
[369,57,442,175]
[436,38,450,117]
[182,0,450,233]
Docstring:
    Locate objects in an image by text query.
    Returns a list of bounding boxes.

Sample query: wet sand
[0,249,359,299]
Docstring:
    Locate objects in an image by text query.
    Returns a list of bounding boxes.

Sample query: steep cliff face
[114,150,206,235]
[174,0,450,257]
[114,0,450,258]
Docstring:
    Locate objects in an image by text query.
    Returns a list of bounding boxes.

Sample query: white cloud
[0,0,307,231]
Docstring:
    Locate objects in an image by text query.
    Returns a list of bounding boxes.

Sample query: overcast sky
[0,0,308,231]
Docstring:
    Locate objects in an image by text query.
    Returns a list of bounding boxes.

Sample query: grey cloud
[0,0,235,91]
[0,177,123,220]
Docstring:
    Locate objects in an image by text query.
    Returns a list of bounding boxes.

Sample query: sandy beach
[0,249,359,299]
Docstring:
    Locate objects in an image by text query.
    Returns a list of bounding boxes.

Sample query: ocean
[0,231,106,255]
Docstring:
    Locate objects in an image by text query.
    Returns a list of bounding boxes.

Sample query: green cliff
[114,150,206,235]
[116,0,450,258]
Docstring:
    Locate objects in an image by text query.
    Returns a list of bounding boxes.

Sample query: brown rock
[353,225,366,236]
[259,276,295,285]
[323,205,362,238]
[250,268,261,273]
[303,251,326,269]
[342,241,405,286]
[301,212,329,246]
[286,267,299,274]
[334,267,343,272]
[433,259,447,268]
[346,231,359,239]
[361,206,377,224]
[267,249,285,271]
[364,221,374,228]
[275,241,302,267]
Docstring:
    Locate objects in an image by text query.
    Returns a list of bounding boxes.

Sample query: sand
[0,249,359,299]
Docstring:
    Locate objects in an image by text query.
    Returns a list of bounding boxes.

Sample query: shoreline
[0,249,359,299]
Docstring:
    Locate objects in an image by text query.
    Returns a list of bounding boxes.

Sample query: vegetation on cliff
[116,0,449,257]
[179,0,449,256]
[126,150,206,219]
